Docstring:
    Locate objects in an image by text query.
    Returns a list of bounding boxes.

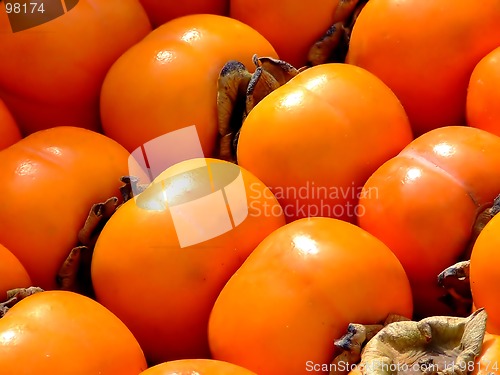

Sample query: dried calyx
[330,309,488,375]
[308,0,368,66]
[56,176,148,297]
[216,55,302,162]
[438,194,500,315]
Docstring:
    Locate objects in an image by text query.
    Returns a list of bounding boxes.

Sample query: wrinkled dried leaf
[355,309,487,375]
[216,55,303,162]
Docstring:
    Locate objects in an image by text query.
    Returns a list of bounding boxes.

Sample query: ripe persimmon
[139,0,229,28]
[236,63,413,223]
[347,0,500,135]
[91,158,286,364]
[358,126,500,318]
[0,126,132,290]
[0,290,147,375]
[208,217,413,375]
[0,98,21,150]
[100,14,277,157]
[467,47,500,136]
[0,0,151,135]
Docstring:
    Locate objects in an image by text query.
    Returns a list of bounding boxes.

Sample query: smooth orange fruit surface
[236,63,413,223]
[230,0,340,68]
[472,333,500,375]
[0,126,132,290]
[139,0,229,28]
[358,126,500,318]
[0,98,21,150]
[208,217,413,375]
[0,244,31,299]
[140,359,257,375]
[471,213,500,334]
[467,46,500,136]
[347,0,500,136]
[100,14,278,157]
[0,290,147,375]
[92,158,286,364]
[0,0,151,135]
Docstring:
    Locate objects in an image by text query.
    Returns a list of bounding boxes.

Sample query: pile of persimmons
[1,1,500,374]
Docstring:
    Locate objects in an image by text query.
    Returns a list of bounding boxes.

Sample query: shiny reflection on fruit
[293,234,319,256]
[433,142,456,158]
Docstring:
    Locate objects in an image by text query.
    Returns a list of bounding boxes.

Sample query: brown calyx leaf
[308,0,368,65]
[0,287,44,318]
[352,309,487,375]
[216,55,302,163]
[56,176,148,297]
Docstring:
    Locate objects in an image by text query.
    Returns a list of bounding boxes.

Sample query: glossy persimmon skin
[0,99,21,150]
[0,244,31,298]
[347,0,500,136]
[230,0,340,68]
[140,359,257,375]
[0,290,147,375]
[467,47,500,136]
[358,126,500,318]
[0,126,132,290]
[139,0,229,28]
[208,217,413,375]
[100,14,278,156]
[237,63,413,223]
[470,214,500,334]
[0,0,151,135]
[91,158,286,364]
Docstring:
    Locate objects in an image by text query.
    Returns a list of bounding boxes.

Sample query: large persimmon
[208,217,413,375]
[347,0,500,136]
[0,126,132,290]
[91,158,286,364]
[0,0,151,135]
[100,14,277,157]
[0,290,147,375]
[236,63,413,223]
[358,126,500,318]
